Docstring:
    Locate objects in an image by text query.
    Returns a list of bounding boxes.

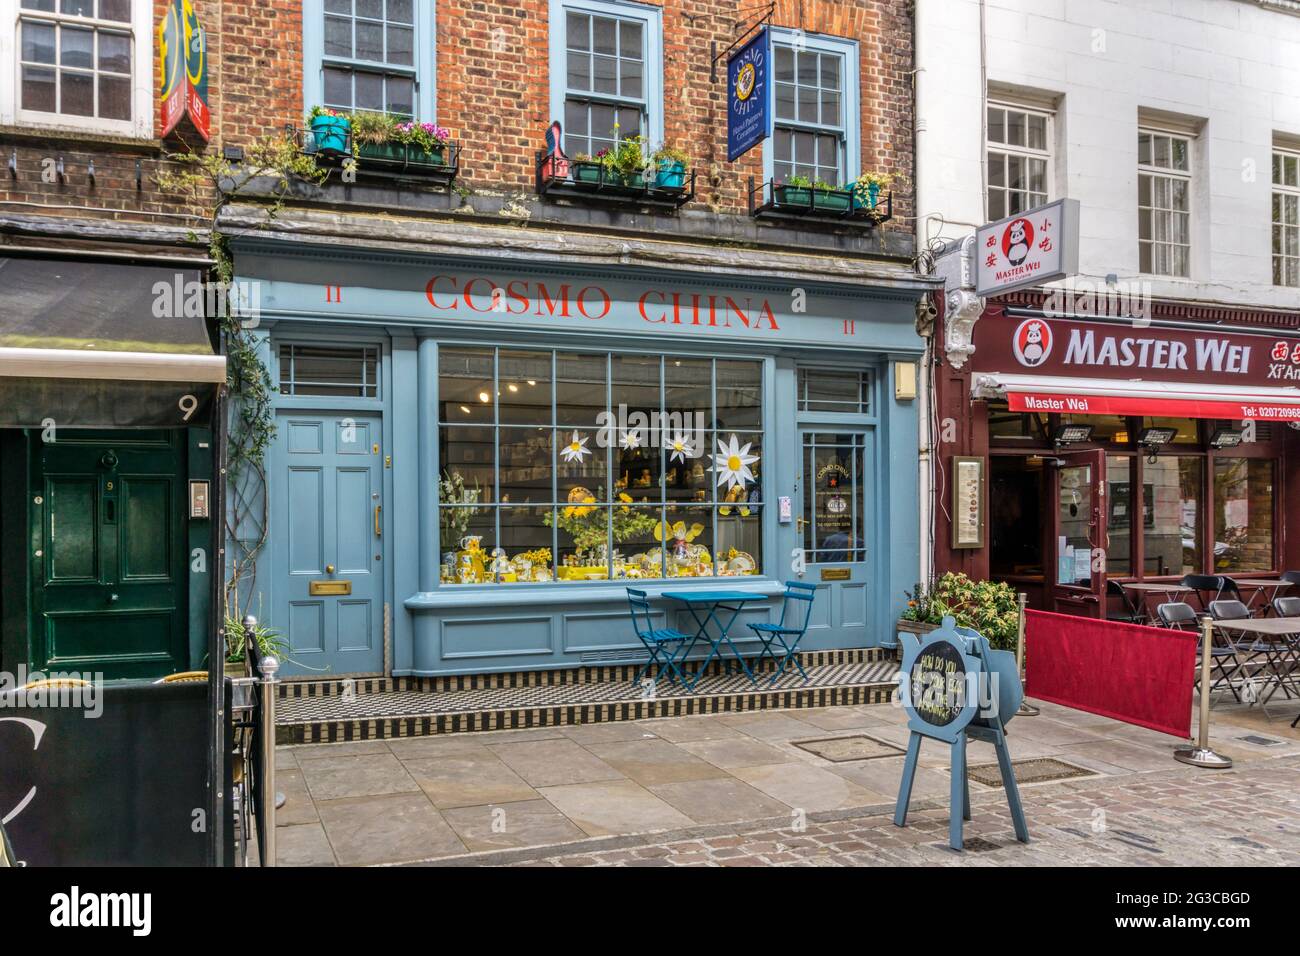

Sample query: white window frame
[0,0,152,138]
[1273,146,1300,288]
[548,0,662,156]
[985,100,1052,221]
[763,28,859,188]
[1138,126,1194,278]
[302,0,436,121]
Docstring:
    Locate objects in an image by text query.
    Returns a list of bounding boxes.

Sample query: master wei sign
[975,199,1079,297]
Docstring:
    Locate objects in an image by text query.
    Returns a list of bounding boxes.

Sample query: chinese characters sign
[159,0,210,140]
[727,27,771,162]
[975,199,1079,296]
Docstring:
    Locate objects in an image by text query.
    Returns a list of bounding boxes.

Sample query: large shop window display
[437,347,764,584]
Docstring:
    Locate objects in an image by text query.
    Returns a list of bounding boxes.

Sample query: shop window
[802,432,865,563]
[1104,456,1134,576]
[987,398,1047,441]
[986,102,1051,221]
[1213,458,1274,573]
[1142,456,1202,577]
[1060,413,1128,443]
[1138,127,1192,277]
[797,368,870,414]
[1273,146,1300,287]
[1140,416,1199,445]
[278,344,380,397]
[3,0,150,137]
[305,0,434,119]
[552,0,662,159]
[766,28,859,187]
[437,347,763,585]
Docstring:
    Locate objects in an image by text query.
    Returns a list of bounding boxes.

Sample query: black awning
[0,256,226,427]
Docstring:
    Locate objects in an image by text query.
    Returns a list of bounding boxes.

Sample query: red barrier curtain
[1025,609,1197,738]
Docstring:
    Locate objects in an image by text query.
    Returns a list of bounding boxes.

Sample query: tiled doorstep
[274,696,1299,866]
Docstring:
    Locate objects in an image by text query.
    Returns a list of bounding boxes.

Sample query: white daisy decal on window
[619,430,642,450]
[667,433,697,463]
[559,430,591,463]
[712,434,759,490]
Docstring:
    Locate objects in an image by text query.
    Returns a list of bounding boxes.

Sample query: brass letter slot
[309,579,353,596]
[820,568,851,582]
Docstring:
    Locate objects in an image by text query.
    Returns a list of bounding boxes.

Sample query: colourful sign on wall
[159,0,210,140]
[727,27,770,162]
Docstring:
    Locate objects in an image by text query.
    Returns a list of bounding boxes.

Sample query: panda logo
[1002,218,1034,267]
[1013,318,1053,367]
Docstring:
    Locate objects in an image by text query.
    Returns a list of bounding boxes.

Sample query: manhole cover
[792,734,906,762]
[1239,735,1284,747]
[967,757,1094,788]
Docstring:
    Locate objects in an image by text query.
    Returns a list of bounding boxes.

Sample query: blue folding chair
[747,581,817,685]
[626,588,691,690]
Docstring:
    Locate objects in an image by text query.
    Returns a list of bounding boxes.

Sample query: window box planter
[310,114,351,155]
[356,140,450,171]
[572,160,605,185]
[655,159,686,191]
[535,150,694,210]
[750,178,892,225]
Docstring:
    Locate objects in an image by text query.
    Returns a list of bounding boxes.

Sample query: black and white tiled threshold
[276,649,900,745]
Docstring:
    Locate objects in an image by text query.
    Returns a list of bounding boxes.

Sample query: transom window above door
[279,344,380,398]
[986,103,1051,220]
[305,0,434,120]
[553,0,662,159]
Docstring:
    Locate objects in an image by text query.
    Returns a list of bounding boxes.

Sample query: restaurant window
[437,347,763,585]
[554,0,661,159]
[1213,458,1273,573]
[1142,456,1202,577]
[1059,413,1129,444]
[1104,456,1133,576]
[797,368,870,414]
[986,398,1048,442]
[986,102,1051,221]
[306,0,434,119]
[1138,127,1192,277]
[279,344,380,398]
[1273,146,1300,288]
[989,455,1043,577]
[1140,416,1199,445]
[4,0,150,136]
[767,29,859,187]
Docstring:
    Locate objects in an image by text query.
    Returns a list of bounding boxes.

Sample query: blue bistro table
[661,590,766,690]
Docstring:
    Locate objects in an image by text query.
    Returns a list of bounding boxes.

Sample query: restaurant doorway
[1050,450,1108,617]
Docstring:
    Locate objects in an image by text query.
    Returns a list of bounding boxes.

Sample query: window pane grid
[279,344,380,398]
[19,13,132,120]
[1138,129,1192,278]
[797,368,871,414]
[773,43,845,184]
[322,0,416,116]
[1273,149,1300,288]
[562,8,647,158]
[985,104,1051,221]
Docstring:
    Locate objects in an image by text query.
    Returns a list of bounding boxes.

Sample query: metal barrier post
[258,653,281,865]
[1174,617,1233,769]
[1015,593,1040,717]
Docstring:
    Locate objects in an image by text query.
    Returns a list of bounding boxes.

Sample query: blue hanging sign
[727,27,771,162]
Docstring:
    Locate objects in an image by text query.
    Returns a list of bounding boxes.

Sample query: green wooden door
[29,432,188,680]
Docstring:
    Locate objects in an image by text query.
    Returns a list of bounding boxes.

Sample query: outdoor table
[661,590,765,690]
[1231,579,1293,615]
[1122,582,1190,621]
[1212,617,1300,704]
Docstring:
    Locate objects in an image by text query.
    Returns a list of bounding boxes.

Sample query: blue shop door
[271,413,385,676]
[799,429,873,648]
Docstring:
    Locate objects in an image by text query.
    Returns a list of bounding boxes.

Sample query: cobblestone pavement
[512,755,1300,866]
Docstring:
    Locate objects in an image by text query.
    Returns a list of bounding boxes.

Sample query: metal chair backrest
[626,588,655,638]
[1280,571,1300,587]
[1157,601,1198,630]
[1107,579,1141,619]
[1181,573,1228,608]
[1210,599,1249,621]
[1274,596,1300,618]
[777,581,818,631]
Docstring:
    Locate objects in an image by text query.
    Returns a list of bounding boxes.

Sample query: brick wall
[2,0,914,235]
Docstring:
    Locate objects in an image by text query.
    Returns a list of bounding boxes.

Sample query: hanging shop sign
[974,199,1079,297]
[159,0,210,140]
[727,27,771,162]
[973,313,1300,387]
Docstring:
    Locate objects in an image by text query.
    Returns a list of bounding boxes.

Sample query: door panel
[31,433,187,679]
[1051,449,1107,617]
[273,412,384,676]
[799,429,873,647]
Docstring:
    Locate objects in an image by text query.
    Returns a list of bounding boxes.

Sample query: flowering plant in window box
[307,106,351,155]
[776,175,851,211]
[650,144,689,190]
[347,112,452,169]
[600,134,649,188]
[850,170,901,218]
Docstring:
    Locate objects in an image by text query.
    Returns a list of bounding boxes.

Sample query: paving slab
[676,736,795,770]
[488,737,625,787]
[537,779,694,837]
[586,737,728,785]
[648,777,792,824]
[297,751,419,801]
[403,751,539,809]
[732,762,888,812]
[316,791,465,865]
[441,798,587,853]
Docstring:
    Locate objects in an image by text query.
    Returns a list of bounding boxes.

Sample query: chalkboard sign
[909,638,967,727]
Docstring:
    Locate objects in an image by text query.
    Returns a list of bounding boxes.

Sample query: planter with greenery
[308,106,351,155]
[571,153,605,184]
[776,175,851,211]
[850,170,901,216]
[597,134,648,188]
[651,144,688,190]
[344,111,451,170]
[900,572,1022,651]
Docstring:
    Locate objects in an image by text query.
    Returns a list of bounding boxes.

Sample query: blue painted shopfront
[233,241,923,678]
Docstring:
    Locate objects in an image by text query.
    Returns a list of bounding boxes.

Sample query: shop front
[234,240,929,677]
[934,295,1300,618]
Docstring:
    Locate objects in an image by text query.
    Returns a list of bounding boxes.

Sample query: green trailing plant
[600,133,647,180]
[901,572,1022,650]
[155,135,329,625]
[222,614,288,664]
[348,110,399,145]
[650,144,689,166]
[782,174,813,188]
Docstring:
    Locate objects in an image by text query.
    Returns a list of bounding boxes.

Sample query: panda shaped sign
[974,198,1079,297]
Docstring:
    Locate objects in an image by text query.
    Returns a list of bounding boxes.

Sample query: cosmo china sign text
[975,199,1079,297]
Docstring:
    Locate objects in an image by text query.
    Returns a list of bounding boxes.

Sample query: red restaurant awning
[972,373,1300,422]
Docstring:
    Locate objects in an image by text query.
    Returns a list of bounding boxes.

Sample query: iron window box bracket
[747,177,892,226]
[534,150,695,210]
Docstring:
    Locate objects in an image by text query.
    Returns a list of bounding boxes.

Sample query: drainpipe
[914,0,931,588]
